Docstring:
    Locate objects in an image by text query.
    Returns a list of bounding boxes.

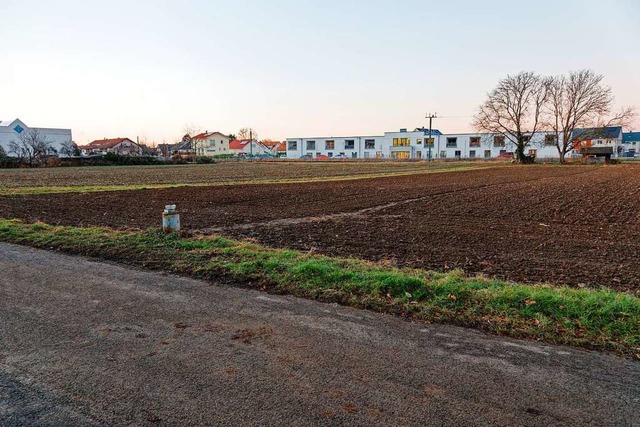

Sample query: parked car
[332,154,349,159]
[497,152,514,159]
[316,154,329,160]
[299,154,313,159]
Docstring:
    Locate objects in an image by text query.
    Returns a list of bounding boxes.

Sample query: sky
[1,0,639,144]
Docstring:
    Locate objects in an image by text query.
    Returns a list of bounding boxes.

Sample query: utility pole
[425,113,437,161]
[249,129,253,161]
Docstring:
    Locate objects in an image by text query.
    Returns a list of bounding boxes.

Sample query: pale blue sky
[1,0,639,144]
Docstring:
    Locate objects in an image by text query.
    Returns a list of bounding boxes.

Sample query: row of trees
[473,70,636,163]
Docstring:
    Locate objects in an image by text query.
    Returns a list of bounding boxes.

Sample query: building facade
[621,132,640,157]
[229,139,270,156]
[192,132,231,157]
[0,118,72,156]
[286,127,628,160]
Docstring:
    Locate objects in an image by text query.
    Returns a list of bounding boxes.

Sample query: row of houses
[4,117,639,162]
[286,127,640,160]
[80,132,287,158]
[0,119,288,159]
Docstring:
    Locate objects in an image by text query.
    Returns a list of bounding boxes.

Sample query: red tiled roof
[83,138,135,149]
[261,140,281,148]
[192,131,229,140]
[229,139,251,150]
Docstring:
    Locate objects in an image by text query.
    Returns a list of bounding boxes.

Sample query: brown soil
[2,165,639,291]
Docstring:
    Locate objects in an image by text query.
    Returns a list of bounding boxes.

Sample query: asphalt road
[0,243,638,426]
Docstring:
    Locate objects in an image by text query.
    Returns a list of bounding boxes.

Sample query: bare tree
[182,123,202,137]
[59,140,79,157]
[238,128,258,140]
[473,72,549,163]
[8,128,54,166]
[545,70,637,163]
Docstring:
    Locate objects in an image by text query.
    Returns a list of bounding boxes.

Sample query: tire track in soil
[193,167,598,235]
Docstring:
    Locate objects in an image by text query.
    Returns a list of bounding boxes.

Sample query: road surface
[0,243,638,426]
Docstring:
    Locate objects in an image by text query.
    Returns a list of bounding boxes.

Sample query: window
[393,152,410,159]
[446,137,457,148]
[455,150,461,158]
[325,140,335,150]
[494,136,505,147]
[365,139,375,149]
[469,150,476,158]
[209,140,216,148]
[351,152,357,158]
[306,140,316,150]
[288,141,297,150]
[545,134,557,145]
[417,138,422,144]
[469,137,481,147]
[393,138,410,146]
[440,150,447,158]
[424,138,434,146]
[522,135,531,143]
[345,140,355,149]
[484,150,491,158]
[528,149,537,156]
[328,152,333,157]
[499,149,507,155]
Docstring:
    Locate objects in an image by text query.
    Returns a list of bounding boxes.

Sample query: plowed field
[2,165,639,291]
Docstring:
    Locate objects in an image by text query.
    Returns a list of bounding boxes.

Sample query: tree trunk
[515,145,529,164]
[559,151,566,164]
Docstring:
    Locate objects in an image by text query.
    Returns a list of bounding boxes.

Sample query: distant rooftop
[623,132,640,143]
[571,126,622,141]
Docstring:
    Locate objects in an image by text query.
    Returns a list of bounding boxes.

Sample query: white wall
[286,129,577,160]
[195,133,230,156]
[0,119,73,156]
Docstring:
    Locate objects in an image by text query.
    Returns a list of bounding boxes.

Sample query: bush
[0,155,21,168]
[196,157,215,164]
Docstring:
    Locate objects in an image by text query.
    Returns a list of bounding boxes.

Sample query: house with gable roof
[191,131,231,157]
[570,126,624,158]
[622,132,640,157]
[79,138,142,156]
[229,139,270,156]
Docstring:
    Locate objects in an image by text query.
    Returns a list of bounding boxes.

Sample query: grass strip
[0,165,492,196]
[1,218,638,359]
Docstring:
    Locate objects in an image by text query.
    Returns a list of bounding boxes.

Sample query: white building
[192,131,231,157]
[0,118,72,156]
[622,132,640,157]
[229,139,270,156]
[286,126,626,160]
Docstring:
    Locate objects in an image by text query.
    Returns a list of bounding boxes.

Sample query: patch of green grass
[1,218,638,359]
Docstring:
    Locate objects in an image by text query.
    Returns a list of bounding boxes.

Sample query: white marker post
[162,204,180,233]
